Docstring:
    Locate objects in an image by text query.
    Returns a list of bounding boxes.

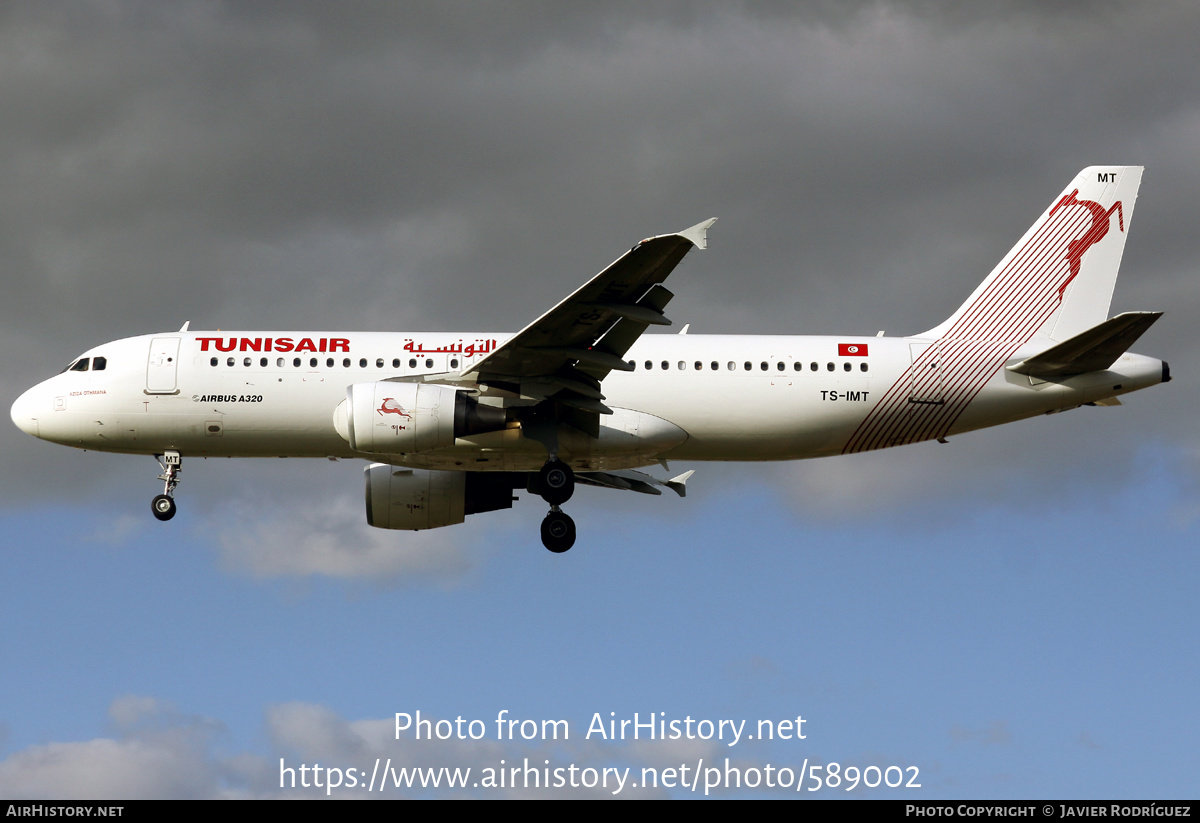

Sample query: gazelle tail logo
[1049,188,1124,301]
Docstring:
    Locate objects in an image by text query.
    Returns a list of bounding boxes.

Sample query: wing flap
[579,284,676,381]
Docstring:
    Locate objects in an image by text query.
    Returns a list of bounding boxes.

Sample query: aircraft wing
[575,468,695,497]
[464,218,715,426]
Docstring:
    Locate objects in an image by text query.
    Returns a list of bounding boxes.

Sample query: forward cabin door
[146,337,181,394]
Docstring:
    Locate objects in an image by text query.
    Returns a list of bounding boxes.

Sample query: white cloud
[0,697,227,800]
[0,698,694,798]
[212,493,482,584]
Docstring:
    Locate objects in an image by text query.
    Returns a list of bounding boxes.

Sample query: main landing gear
[536,458,576,553]
[541,508,576,553]
[151,451,182,522]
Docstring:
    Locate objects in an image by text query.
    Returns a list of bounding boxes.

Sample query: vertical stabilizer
[844,167,1145,455]
[922,166,1142,342]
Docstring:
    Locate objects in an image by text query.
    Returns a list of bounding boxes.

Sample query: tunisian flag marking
[838,343,868,356]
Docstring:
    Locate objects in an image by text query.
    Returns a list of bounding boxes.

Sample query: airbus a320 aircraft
[11,167,1169,552]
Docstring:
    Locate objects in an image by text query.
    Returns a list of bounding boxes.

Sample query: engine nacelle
[364,464,516,530]
[337,382,506,454]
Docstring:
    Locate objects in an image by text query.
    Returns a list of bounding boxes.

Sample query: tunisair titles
[197,337,351,353]
[194,337,499,356]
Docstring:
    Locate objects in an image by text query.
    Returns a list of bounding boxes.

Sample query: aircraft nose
[10,385,42,437]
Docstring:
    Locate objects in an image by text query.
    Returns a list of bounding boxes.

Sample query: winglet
[665,469,695,498]
[677,218,717,250]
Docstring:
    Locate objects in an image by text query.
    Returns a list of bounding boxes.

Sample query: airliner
[10,167,1169,552]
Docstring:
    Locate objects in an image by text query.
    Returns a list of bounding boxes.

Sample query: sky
[1,1,1197,799]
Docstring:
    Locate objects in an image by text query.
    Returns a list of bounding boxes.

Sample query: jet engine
[338,382,506,454]
[364,464,516,530]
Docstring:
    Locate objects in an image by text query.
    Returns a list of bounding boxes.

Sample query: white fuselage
[11,330,1166,473]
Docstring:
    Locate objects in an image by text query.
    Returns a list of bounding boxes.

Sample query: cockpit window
[69,358,90,372]
[92,356,107,371]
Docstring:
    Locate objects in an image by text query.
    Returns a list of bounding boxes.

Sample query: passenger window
[70,359,89,372]
[760,362,768,371]
[359,358,367,368]
[793,362,802,371]
[243,357,251,367]
[425,358,433,369]
[661,361,669,370]
[861,362,869,372]
[843,362,852,372]
[377,358,385,368]
[310,358,318,368]
[450,358,459,369]
[827,362,834,371]
[277,357,285,367]
[710,361,718,370]
[392,358,400,369]
[293,358,301,367]
[678,361,685,370]
[260,357,268,367]
[744,362,752,371]
[409,358,417,368]
[629,361,636,371]
[645,361,653,370]
[728,362,735,370]
[92,357,107,371]
[227,357,235,367]
[777,362,785,371]
[694,361,702,370]
[810,362,818,371]
[210,357,218,367]
[326,358,335,368]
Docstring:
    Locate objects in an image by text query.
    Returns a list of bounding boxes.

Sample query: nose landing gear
[151,451,182,522]
[535,458,576,552]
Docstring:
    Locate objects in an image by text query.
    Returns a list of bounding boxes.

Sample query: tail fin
[922,166,1142,343]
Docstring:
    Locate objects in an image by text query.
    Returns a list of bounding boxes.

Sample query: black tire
[151,494,177,522]
[540,511,576,553]
[537,459,574,506]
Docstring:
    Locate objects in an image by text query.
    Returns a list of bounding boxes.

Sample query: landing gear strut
[151,451,182,522]
[536,458,576,552]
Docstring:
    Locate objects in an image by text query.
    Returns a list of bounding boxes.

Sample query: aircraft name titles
[196,337,350,353]
[403,338,498,357]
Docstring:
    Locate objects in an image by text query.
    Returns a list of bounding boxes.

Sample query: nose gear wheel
[151,494,177,521]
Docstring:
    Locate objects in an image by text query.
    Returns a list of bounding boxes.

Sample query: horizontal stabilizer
[1008,311,1162,378]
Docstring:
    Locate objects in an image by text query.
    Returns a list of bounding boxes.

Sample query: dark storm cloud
[3,1,1197,513]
